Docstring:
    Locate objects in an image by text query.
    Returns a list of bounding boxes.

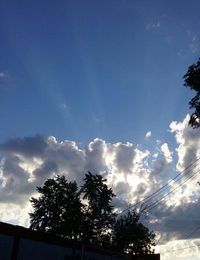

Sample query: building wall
[0,222,160,260]
[0,234,13,260]
[17,238,119,260]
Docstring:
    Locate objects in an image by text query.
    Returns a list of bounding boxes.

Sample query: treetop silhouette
[29,172,155,256]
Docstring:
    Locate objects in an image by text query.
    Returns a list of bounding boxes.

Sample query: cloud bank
[0,114,200,259]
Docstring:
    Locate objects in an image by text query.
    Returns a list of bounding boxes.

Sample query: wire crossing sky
[1,1,200,259]
[120,157,200,216]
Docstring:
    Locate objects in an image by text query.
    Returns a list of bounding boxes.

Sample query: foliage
[112,210,156,255]
[81,172,115,246]
[29,176,83,239]
[184,58,200,127]
[29,172,156,255]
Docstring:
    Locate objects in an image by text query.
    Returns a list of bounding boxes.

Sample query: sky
[0,0,200,259]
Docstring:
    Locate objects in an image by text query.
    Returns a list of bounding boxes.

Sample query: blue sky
[0,0,198,145]
[1,1,200,259]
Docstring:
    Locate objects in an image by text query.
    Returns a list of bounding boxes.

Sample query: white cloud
[0,136,152,205]
[145,131,152,139]
[168,115,200,207]
[0,202,32,227]
[156,238,200,260]
[153,153,158,158]
[161,143,173,164]
[0,72,5,77]
[170,114,200,173]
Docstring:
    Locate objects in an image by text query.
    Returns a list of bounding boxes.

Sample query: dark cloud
[150,157,171,183]
[112,196,129,211]
[0,155,33,203]
[135,182,147,195]
[114,181,132,196]
[33,161,58,184]
[114,143,135,173]
[0,135,48,158]
[151,158,167,176]
[148,199,200,244]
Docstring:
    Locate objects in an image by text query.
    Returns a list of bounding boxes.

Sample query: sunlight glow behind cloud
[0,115,200,259]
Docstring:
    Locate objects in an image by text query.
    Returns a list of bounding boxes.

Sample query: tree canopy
[29,176,83,240]
[112,211,155,255]
[29,172,156,255]
[81,172,115,246]
[184,58,200,127]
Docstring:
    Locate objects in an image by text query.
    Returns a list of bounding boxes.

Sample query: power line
[142,168,200,215]
[121,157,200,214]
[118,157,200,216]
[184,226,200,240]
[114,157,200,257]
[144,163,200,212]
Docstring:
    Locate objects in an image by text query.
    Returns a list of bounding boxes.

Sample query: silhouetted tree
[184,58,200,127]
[81,172,115,247]
[112,210,156,255]
[29,176,83,240]
[29,173,156,255]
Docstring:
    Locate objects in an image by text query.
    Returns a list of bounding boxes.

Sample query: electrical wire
[142,168,200,215]
[118,157,200,216]
[114,157,200,257]
[184,226,200,240]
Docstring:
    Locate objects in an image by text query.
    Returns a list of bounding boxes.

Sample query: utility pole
[81,225,86,260]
